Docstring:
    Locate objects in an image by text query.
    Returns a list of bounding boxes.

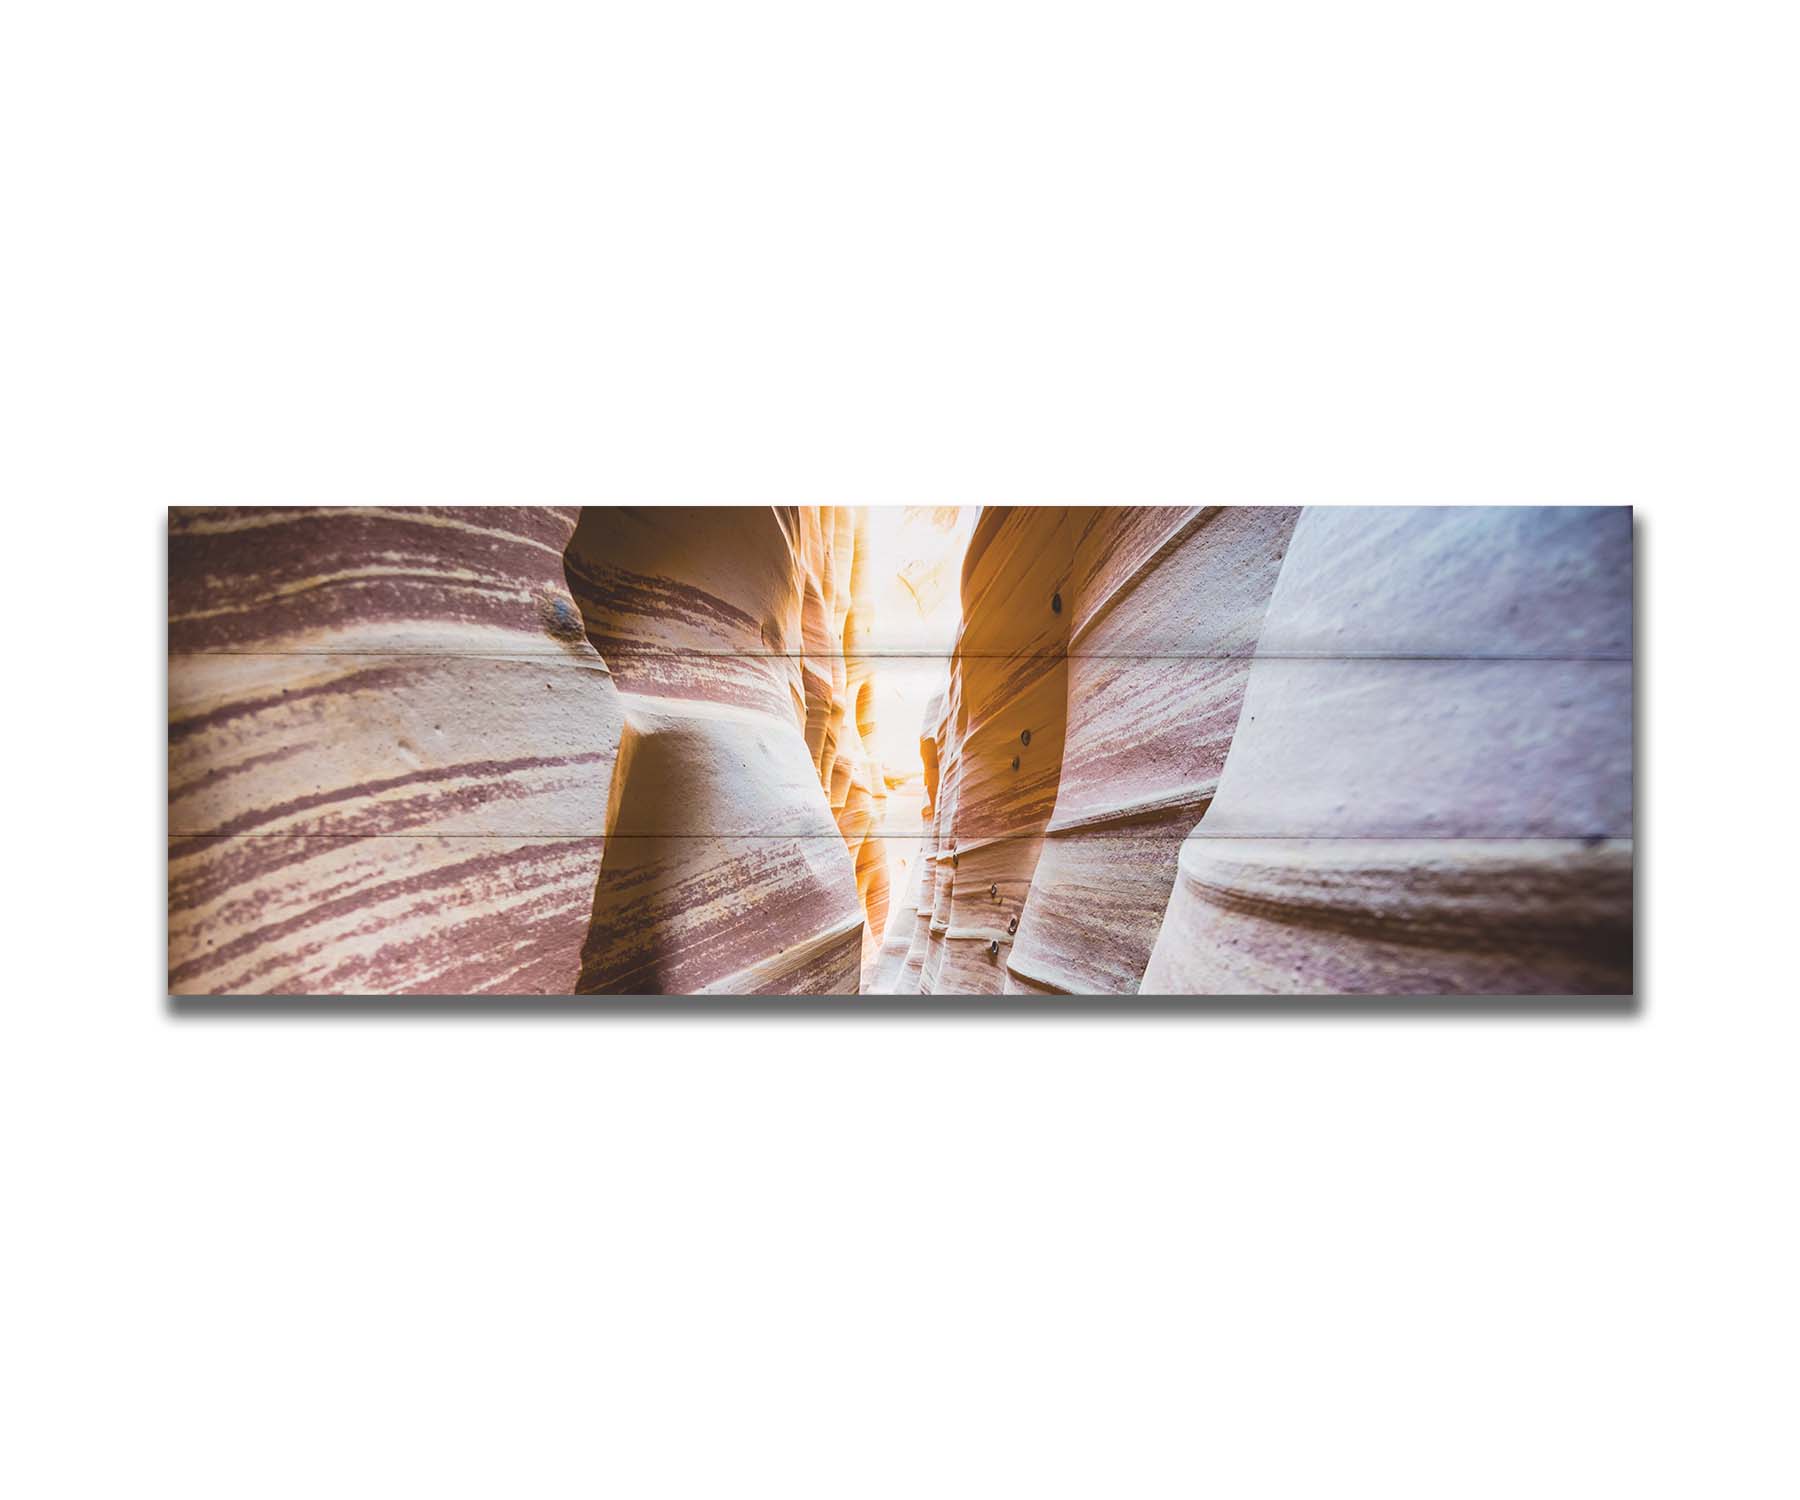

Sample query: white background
[3,2,1797,1496]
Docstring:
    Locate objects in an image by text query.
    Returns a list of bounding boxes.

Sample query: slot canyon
[168,505,1631,996]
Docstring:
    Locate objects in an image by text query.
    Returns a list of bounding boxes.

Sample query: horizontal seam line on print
[167,651,613,664]
[166,832,1635,842]
[166,650,1633,662]
[169,996,1641,1014]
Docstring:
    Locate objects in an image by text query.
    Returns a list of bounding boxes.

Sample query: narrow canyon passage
[869,506,1302,995]
[563,505,973,994]
[871,505,1631,996]
[166,505,1630,996]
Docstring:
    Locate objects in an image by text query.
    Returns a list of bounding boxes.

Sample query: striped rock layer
[877,505,1632,998]
[170,505,1632,997]
[169,506,884,995]
[1006,506,1300,994]
[888,509,1084,994]
[168,507,618,995]
[565,506,880,994]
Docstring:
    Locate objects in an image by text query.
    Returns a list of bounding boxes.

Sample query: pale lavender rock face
[1143,838,1631,996]
[1144,506,1632,996]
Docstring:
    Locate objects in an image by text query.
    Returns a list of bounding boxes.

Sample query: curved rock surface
[1141,506,1632,994]
[171,504,1632,997]
[168,507,620,994]
[170,505,886,995]
[881,505,1298,995]
[1006,506,1298,994]
[565,506,876,994]
[887,509,1083,994]
[877,504,1632,998]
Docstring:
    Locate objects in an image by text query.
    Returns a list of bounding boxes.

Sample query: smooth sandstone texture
[170,505,885,996]
[1141,506,1632,995]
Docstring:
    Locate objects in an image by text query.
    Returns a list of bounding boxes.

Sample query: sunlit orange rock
[880,509,1086,994]
[938,508,1086,992]
[837,509,891,977]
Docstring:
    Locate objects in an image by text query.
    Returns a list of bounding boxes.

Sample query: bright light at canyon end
[857,506,978,911]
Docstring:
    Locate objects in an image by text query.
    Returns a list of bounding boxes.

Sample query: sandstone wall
[1007,506,1298,994]
[1141,507,1633,994]
[170,504,1631,997]
[875,504,1632,997]
[168,507,620,994]
[882,510,1084,993]
[169,505,884,995]
[565,505,879,994]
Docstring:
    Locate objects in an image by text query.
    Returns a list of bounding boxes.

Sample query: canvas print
[168,506,1632,998]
